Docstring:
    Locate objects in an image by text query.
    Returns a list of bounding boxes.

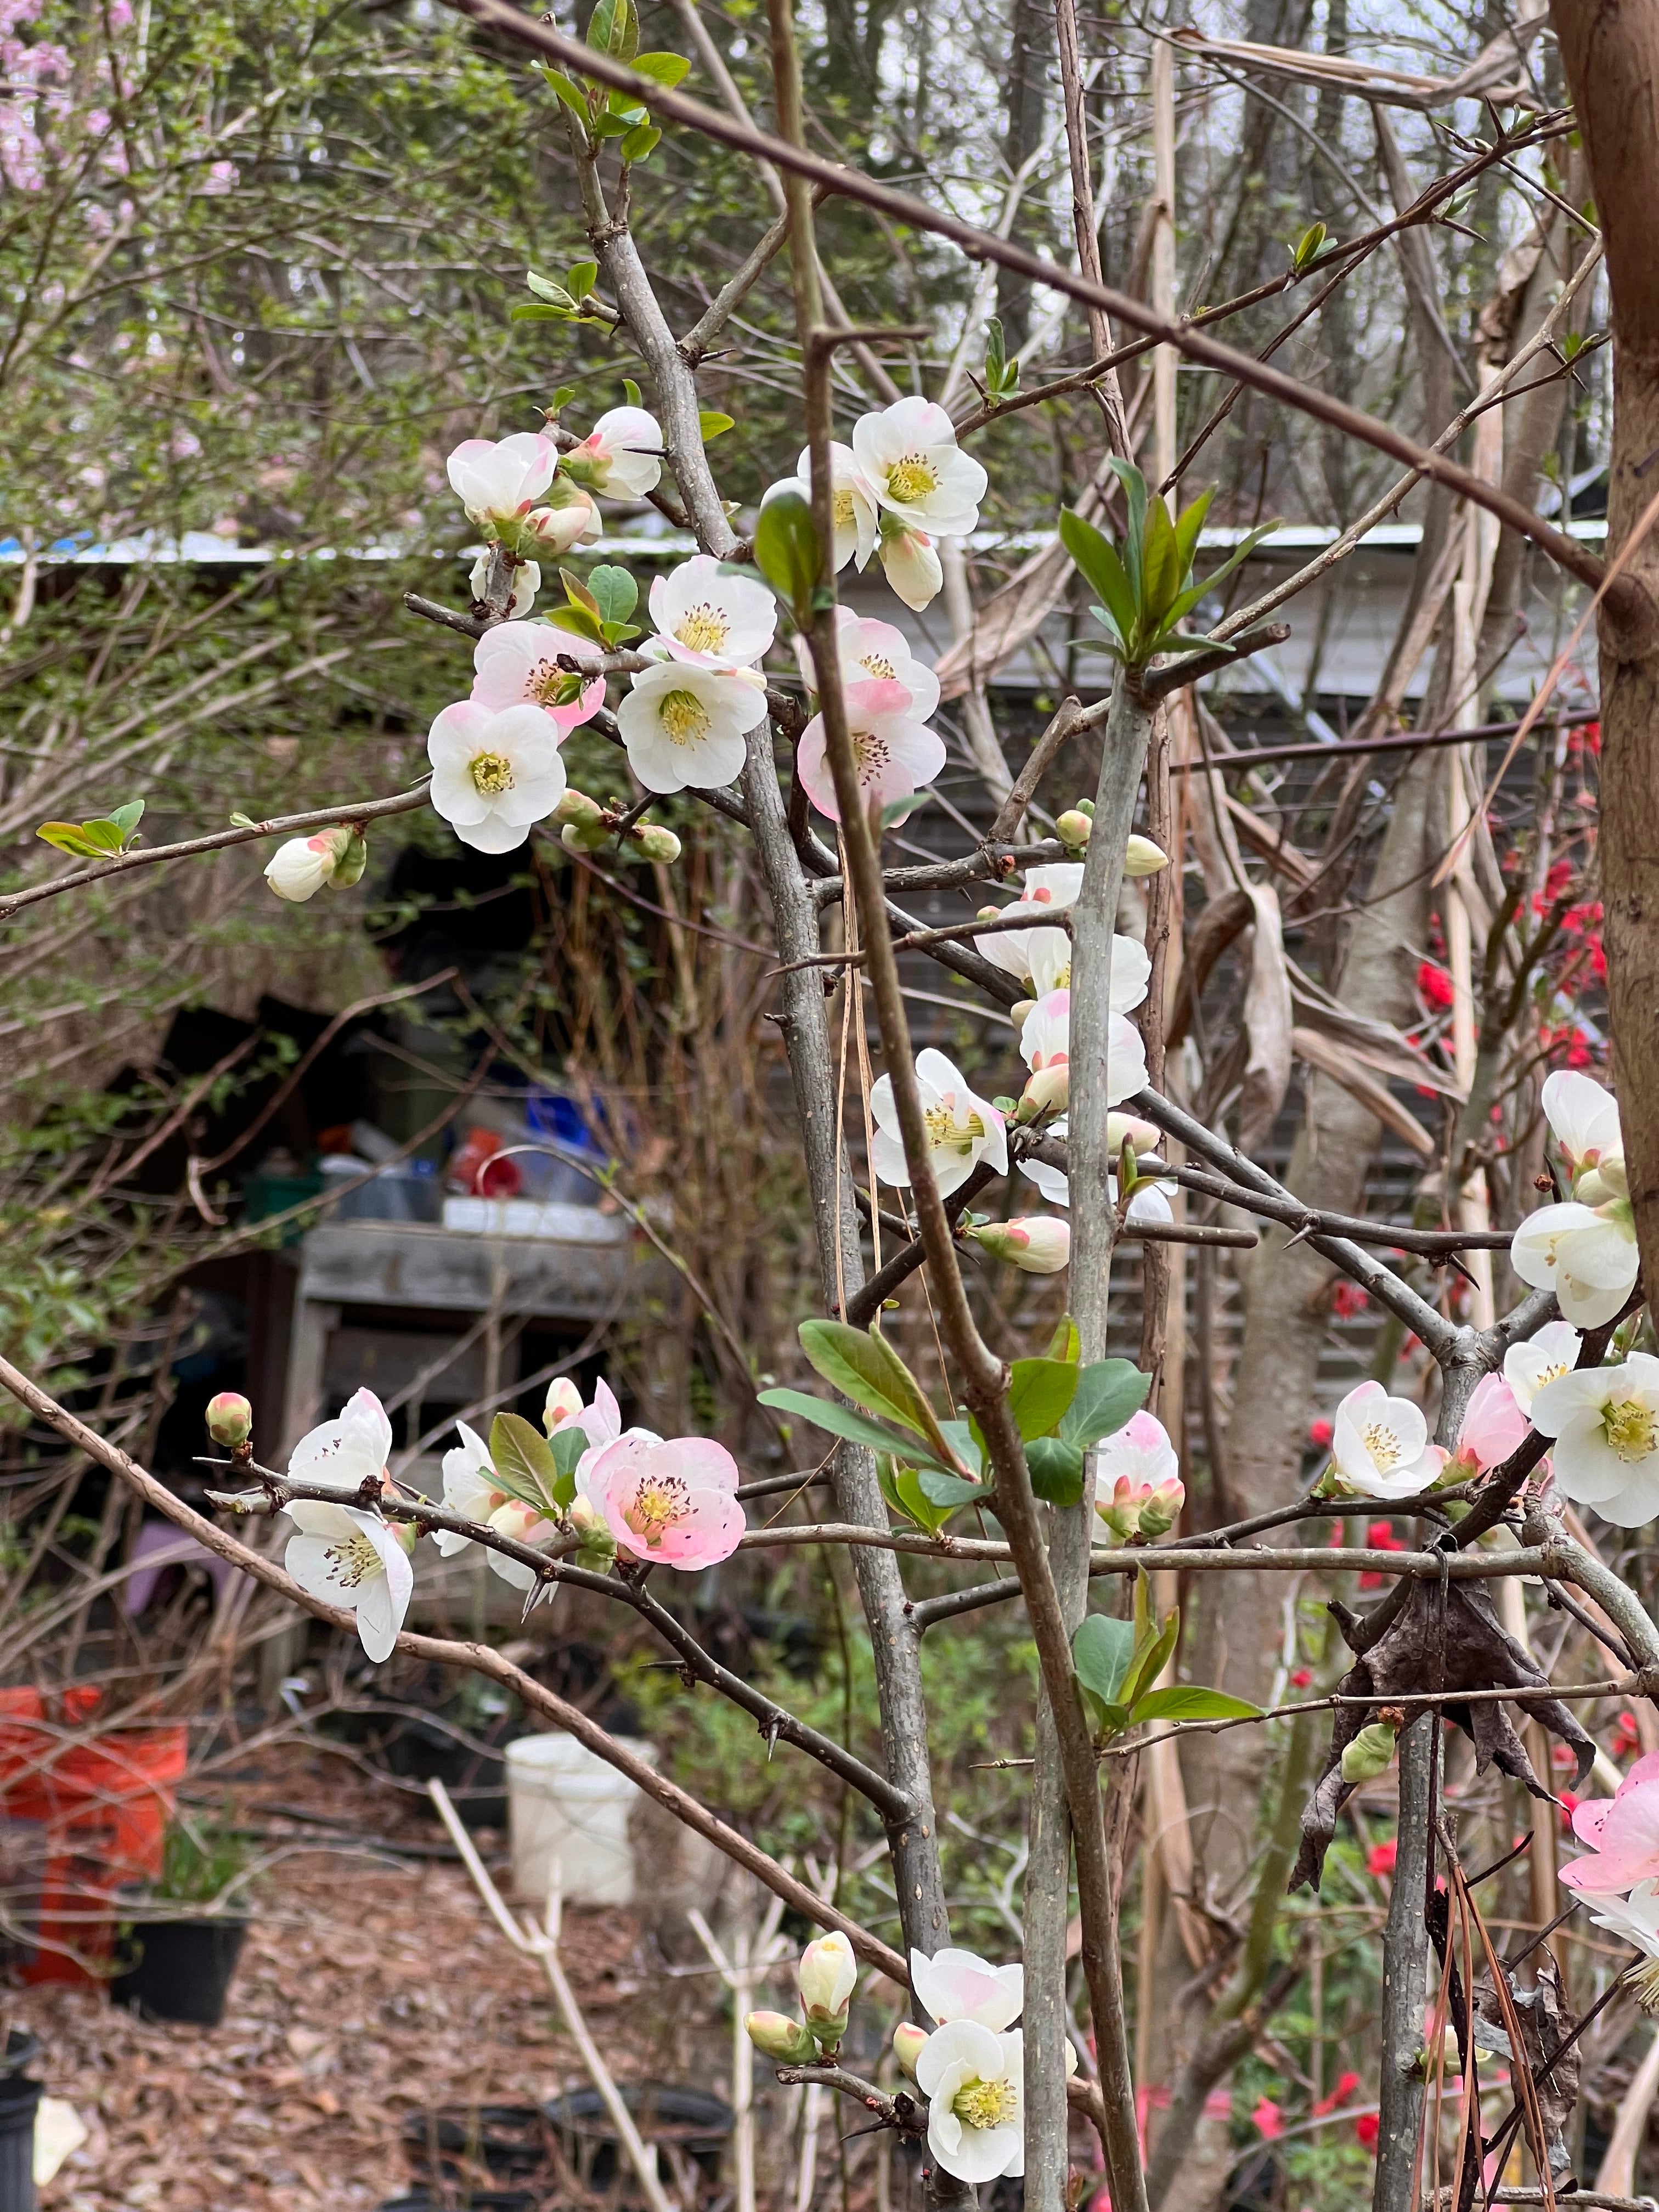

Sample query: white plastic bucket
[505,1733,656,1907]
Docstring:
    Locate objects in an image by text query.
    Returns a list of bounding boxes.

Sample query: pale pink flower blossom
[580,1433,744,1567]
[795,676,944,823]
[1559,1753,1659,1893]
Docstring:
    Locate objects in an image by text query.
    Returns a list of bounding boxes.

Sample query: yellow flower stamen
[952,2077,1017,2130]
[676,603,730,655]
[1361,1420,1403,1472]
[886,454,939,504]
[1602,1395,1659,1462]
[625,1475,689,1547]
[470,751,515,797]
[659,689,712,747]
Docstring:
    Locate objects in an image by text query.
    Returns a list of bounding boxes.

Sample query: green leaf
[548,1424,586,1510]
[879,1456,956,1537]
[538,67,594,125]
[1105,458,1149,605]
[1193,521,1280,603]
[1141,492,1182,631]
[527,269,578,307]
[229,811,258,830]
[622,377,642,408]
[916,1469,986,1509]
[566,261,598,302]
[592,109,637,139]
[561,567,603,619]
[1291,220,1327,272]
[1059,1359,1151,1448]
[757,1387,949,1468]
[936,1418,983,1477]
[621,122,661,162]
[1118,1582,1178,1712]
[1171,488,1212,585]
[1059,509,1137,652]
[585,563,638,625]
[629,48,691,83]
[1073,1612,1136,1706]
[549,386,577,415]
[1026,1436,1084,1506]
[511,302,577,323]
[1131,1685,1261,1725]
[1008,1357,1081,1442]
[699,409,735,442]
[753,486,821,622]
[1047,1316,1080,1365]
[798,1318,934,1438]
[36,822,108,858]
[587,0,638,61]
[108,800,144,842]
[489,1411,561,1512]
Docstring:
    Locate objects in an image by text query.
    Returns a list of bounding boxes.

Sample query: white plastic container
[506,1733,656,1907]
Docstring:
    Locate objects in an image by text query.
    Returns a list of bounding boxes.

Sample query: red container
[0,1694,188,1985]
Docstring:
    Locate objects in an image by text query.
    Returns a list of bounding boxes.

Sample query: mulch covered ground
[12,1742,726,2212]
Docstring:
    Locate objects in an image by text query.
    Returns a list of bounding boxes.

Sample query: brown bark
[1550,2,1659,1291]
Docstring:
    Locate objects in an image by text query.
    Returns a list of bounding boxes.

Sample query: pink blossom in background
[1251,2098,1284,2140]
[1558,1751,1659,1892]
[1447,1372,1529,1477]
[581,1432,744,1567]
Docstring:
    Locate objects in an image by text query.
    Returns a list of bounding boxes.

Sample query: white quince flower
[799,1932,858,2024]
[1015,1117,1172,1216]
[794,606,940,721]
[1503,1319,1583,1414]
[1531,1352,1659,1526]
[647,553,776,669]
[432,1419,560,1590]
[1016,990,1148,1113]
[853,397,986,537]
[1510,1199,1639,1328]
[1330,1380,1447,1499]
[617,659,768,794]
[875,518,943,611]
[1542,1070,1624,1186]
[909,1946,1023,2031]
[915,2022,1024,2184]
[563,405,663,497]
[284,1500,412,1663]
[870,1048,1007,1198]
[469,554,539,618]
[471,618,607,734]
[288,1387,393,1497]
[795,677,945,823]
[447,432,559,530]
[427,700,568,854]
[772,443,881,571]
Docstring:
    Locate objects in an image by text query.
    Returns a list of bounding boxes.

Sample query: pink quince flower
[795,676,945,823]
[580,1432,744,1568]
[471,618,606,735]
[1447,1371,1528,1477]
[1558,1751,1659,1892]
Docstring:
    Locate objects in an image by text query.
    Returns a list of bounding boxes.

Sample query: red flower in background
[1252,2098,1284,2141]
[1361,1519,1408,1589]
[1613,1711,1640,1758]
[1368,1838,1398,1877]
[1308,1417,1334,1449]
[1313,2071,1362,2117]
[1332,1281,1370,1319]
[1355,2113,1380,2152]
[1416,960,1455,1009]
[1290,1668,1313,1689]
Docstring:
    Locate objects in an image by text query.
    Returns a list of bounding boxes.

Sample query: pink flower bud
[745,2012,816,2064]
[968,1218,1070,1274]
[1016,1062,1069,1121]
[544,1377,584,1434]
[205,1392,253,1448]
[893,2022,929,2077]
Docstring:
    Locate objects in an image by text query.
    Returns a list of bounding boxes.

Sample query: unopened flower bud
[1009,998,1036,1035]
[567,1493,617,1568]
[1016,1063,1070,1121]
[205,1392,253,1448]
[1137,1476,1184,1541]
[745,2012,816,2064]
[544,1378,584,1436]
[331,828,368,889]
[634,823,682,865]
[1055,809,1092,850]
[1107,1113,1161,1159]
[1340,1720,1399,1785]
[968,1218,1071,1274]
[562,820,612,855]
[798,1932,856,2048]
[264,826,358,904]
[1124,833,1169,878]
[555,788,606,828]
[893,2022,930,2078]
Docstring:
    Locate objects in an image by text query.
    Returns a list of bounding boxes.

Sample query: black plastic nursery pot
[545,2084,733,2192]
[0,2067,43,2212]
[402,2105,551,2183]
[111,1912,251,2026]
[377,2194,536,2211]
